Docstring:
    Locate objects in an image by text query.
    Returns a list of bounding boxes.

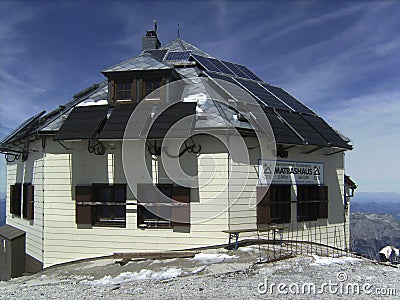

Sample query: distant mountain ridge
[350,192,400,220]
[350,212,400,260]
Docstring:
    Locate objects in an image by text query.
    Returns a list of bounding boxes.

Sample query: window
[75,184,127,227]
[116,81,132,101]
[257,185,291,225]
[92,184,126,226]
[144,80,161,97]
[297,185,328,221]
[137,183,190,228]
[10,184,22,216]
[22,183,34,220]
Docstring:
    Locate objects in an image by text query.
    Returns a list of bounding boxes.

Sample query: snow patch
[86,267,182,285]
[237,246,258,253]
[193,253,237,264]
[310,255,362,266]
[77,100,108,106]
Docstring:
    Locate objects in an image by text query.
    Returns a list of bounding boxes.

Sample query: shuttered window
[22,183,34,220]
[75,184,127,226]
[257,185,291,225]
[92,184,127,226]
[297,185,328,221]
[10,184,22,216]
[137,183,190,228]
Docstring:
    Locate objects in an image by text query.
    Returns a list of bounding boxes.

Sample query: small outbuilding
[0,224,26,281]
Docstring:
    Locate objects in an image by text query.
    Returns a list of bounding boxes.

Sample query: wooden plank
[222,225,284,234]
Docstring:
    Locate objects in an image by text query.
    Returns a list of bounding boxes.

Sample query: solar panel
[204,72,255,104]
[54,105,109,140]
[148,102,196,139]
[234,64,262,81]
[221,60,250,79]
[1,111,46,144]
[192,54,221,73]
[98,104,137,140]
[164,51,191,61]
[236,78,289,110]
[301,114,351,149]
[207,58,235,75]
[263,84,314,115]
[262,107,303,145]
[276,110,328,146]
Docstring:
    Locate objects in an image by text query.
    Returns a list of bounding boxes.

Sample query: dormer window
[145,80,161,97]
[116,81,132,101]
[110,77,167,104]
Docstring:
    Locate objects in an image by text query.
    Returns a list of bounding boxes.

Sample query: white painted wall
[5,135,350,268]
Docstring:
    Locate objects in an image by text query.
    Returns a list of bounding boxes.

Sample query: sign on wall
[258,160,324,185]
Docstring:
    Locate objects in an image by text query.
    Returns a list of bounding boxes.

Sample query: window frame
[257,185,291,225]
[92,183,127,227]
[137,183,190,229]
[296,185,328,222]
[115,80,132,101]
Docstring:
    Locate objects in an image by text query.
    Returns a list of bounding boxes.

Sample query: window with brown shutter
[257,185,291,225]
[10,184,22,216]
[137,183,190,228]
[75,184,127,226]
[22,183,34,220]
[297,185,328,221]
[92,184,126,226]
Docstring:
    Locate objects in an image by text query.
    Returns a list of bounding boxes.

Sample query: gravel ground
[0,246,399,299]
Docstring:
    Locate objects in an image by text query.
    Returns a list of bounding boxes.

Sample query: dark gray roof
[0,224,25,240]
[102,55,172,73]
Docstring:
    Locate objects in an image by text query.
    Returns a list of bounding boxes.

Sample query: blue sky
[0,0,399,195]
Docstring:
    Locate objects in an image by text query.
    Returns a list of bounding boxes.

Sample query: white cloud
[326,91,400,192]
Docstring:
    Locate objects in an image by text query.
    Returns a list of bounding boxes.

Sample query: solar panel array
[301,114,350,149]
[262,84,314,115]
[192,54,261,82]
[164,51,191,61]
[54,105,109,140]
[235,78,289,110]
[275,110,327,147]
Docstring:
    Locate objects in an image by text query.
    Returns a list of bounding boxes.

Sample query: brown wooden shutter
[172,185,190,226]
[10,184,22,216]
[131,80,137,103]
[23,184,34,220]
[142,80,146,99]
[257,186,270,225]
[75,186,93,224]
[318,186,328,219]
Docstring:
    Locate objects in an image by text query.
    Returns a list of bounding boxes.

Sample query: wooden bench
[222,225,285,250]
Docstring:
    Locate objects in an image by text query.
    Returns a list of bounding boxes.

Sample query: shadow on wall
[0,198,5,226]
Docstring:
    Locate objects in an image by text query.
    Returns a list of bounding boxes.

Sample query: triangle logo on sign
[264,165,272,175]
[314,167,320,176]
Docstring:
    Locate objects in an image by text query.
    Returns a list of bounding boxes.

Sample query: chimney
[142,20,161,51]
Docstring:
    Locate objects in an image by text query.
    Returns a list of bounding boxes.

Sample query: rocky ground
[0,245,399,299]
